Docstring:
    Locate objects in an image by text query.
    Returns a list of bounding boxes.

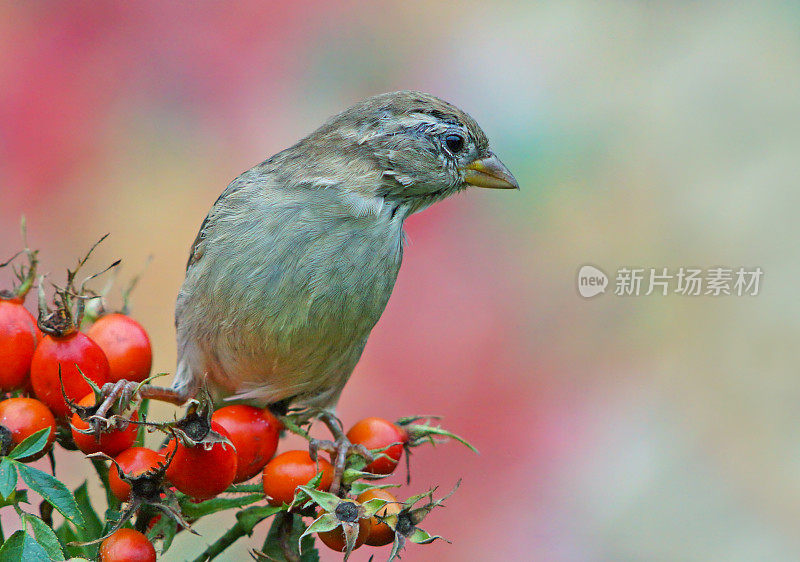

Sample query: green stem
[279,417,312,441]
[134,399,150,447]
[223,483,263,494]
[190,521,247,562]
[91,458,119,511]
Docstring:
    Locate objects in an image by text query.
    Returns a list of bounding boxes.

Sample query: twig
[278,512,300,562]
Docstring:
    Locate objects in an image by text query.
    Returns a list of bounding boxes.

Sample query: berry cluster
[0,223,474,561]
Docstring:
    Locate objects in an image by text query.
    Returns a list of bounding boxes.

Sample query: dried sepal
[339,521,362,561]
[299,512,340,539]
[360,497,391,518]
[152,492,196,534]
[37,235,120,335]
[406,526,447,545]
[61,366,105,420]
[286,472,324,511]
[383,479,461,561]
[348,481,401,496]
[120,255,152,315]
[72,447,192,547]
[293,485,341,513]
[397,416,478,453]
[0,218,38,301]
[295,491,378,562]
[170,384,221,447]
[89,448,171,505]
[58,364,86,416]
[146,510,179,554]
[37,276,76,337]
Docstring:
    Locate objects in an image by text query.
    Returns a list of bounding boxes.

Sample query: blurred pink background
[2,2,799,560]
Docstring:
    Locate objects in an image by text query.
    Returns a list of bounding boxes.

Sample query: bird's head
[301,91,518,216]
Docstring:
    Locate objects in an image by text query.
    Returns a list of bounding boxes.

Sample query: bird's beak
[462,153,519,190]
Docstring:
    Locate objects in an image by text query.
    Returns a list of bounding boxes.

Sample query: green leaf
[58,486,103,562]
[55,511,93,561]
[102,507,123,535]
[16,463,85,527]
[0,457,18,498]
[0,530,51,561]
[236,504,285,535]
[73,482,103,542]
[146,512,178,554]
[259,514,319,562]
[7,428,51,461]
[179,493,264,520]
[55,520,77,552]
[89,458,118,512]
[0,488,28,508]
[22,513,66,560]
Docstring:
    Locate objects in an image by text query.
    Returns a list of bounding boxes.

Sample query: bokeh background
[2,1,800,560]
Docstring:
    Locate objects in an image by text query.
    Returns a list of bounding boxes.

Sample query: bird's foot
[84,380,190,435]
[308,412,374,496]
[91,380,139,429]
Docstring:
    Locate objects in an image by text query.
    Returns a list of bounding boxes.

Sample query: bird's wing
[186,175,251,270]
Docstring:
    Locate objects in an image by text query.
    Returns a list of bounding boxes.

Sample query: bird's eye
[444,134,465,154]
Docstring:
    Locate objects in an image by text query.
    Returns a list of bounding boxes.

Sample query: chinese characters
[612,267,762,296]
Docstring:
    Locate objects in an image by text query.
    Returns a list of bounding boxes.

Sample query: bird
[169,90,519,413]
[92,91,517,453]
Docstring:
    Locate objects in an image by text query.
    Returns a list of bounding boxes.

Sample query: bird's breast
[183,188,405,398]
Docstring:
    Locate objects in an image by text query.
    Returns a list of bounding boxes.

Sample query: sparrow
[169,91,518,414]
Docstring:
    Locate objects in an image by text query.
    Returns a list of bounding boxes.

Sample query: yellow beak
[462,153,519,190]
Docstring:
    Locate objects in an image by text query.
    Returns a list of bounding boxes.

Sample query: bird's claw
[97,379,139,414]
[308,434,374,496]
[82,379,140,435]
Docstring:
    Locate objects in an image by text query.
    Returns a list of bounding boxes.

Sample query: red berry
[346,417,407,475]
[87,313,152,383]
[30,332,110,417]
[165,422,238,500]
[108,447,165,502]
[0,397,56,461]
[0,299,42,392]
[99,528,156,562]
[262,450,334,507]
[211,405,281,483]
